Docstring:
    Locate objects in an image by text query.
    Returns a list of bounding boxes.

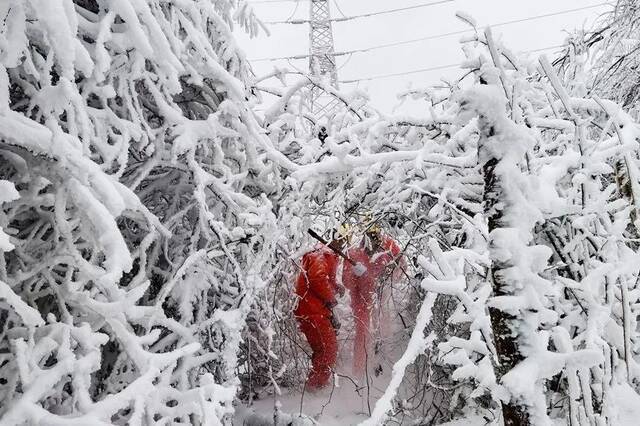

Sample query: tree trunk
[483,157,530,425]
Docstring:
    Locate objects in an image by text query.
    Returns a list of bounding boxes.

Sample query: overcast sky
[235,0,612,114]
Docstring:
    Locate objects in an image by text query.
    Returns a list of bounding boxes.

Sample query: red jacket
[294,246,340,319]
[343,235,403,294]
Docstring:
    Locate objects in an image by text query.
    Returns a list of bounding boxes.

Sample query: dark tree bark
[482,157,530,426]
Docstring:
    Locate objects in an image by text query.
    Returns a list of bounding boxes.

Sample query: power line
[265,0,453,25]
[332,0,347,19]
[341,62,462,84]
[339,2,610,56]
[284,0,302,22]
[339,44,565,83]
[250,2,611,62]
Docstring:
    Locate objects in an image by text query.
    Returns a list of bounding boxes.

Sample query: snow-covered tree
[4,1,640,425]
[0,0,283,423]
[403,23,640,425]
[238,18,640,425]
[555,0,640,111]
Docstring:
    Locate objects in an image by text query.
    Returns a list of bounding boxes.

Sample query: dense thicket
[3,1,640,425]
[241,13,640,426]
[0,0,280,423]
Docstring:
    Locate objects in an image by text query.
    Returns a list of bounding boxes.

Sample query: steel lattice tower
[309,0,338,115]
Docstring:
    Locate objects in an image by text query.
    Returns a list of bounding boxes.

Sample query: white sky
[235,0,612,114]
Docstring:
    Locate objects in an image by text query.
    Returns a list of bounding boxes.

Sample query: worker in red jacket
[294,231,347,389]
[343,222,404,378]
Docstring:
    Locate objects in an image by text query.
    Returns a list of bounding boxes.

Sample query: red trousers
[349,284,373,378]
[297,315,337,389]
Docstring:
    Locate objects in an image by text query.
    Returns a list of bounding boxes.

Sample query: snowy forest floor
[235,299,411,425]
[235,350,640,426]
[236,366,390,425]
[233,292,640,426]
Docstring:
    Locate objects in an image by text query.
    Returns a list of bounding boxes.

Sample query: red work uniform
[343,235,403,377]
[294,246,342,389]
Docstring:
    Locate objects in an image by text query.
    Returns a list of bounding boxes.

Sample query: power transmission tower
[308,0,339,116]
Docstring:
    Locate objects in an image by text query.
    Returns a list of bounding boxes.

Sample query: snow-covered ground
[236,302,408,425]
[607,383,640,426]
[236,374,386,426]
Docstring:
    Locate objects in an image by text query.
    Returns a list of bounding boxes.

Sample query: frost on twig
[0,0,276,423]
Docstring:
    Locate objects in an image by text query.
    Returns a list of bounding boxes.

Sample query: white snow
[0,280,44,327]
[2,2,640,425]
[607,383,640,426]
[0,180,19,251]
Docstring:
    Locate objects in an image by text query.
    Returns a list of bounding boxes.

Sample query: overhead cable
[284,0,302,21]
[339,44,565,83]
[332,0,347,19]
[265,0,453,25]
[250,2,611,62]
